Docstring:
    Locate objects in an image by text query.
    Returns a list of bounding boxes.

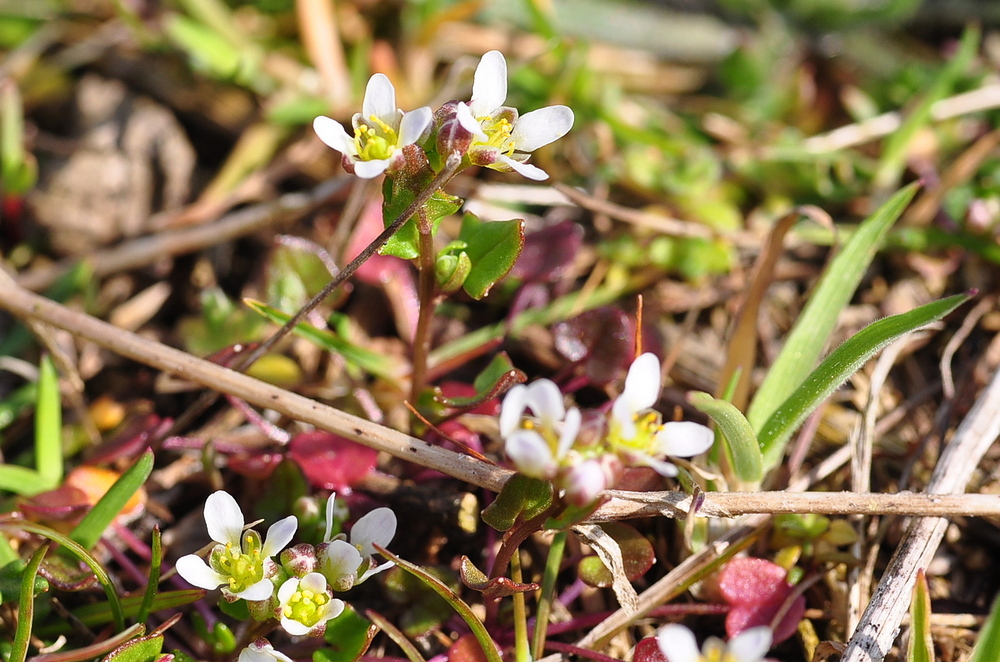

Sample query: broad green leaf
[689,392,762,483]
[102,632,164,662]
[381,177,461,259]
[758,292,969,468]
[458,213,525,300]
[481,474,553,532]
[376,546,503,662]
[12,543,49,662]
[318,605,377,662]
[747,183,920,433]
[245,299,404,382]
[970,590,1000,662]
[71,449,154,550]
[35,355,62,490]
[908,569,934,662]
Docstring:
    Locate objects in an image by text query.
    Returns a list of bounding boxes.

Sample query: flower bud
[280,543,318,577]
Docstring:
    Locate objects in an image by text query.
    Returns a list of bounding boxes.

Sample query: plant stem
[510,551,530,662]
[410,209,439,406]
[531,530,567,660]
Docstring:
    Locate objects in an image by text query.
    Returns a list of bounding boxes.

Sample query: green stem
[531,530,567,660]
[12,542,49,662]
[410,209,438,406]
[510,552,530,662]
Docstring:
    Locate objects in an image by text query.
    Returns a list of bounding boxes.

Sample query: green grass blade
[758,292,969,468]
[747,183,920,433]
[0,518,125,631]
[35,355,63,489]
[11,542,49,662]
[908,569,934,662]
[376,545,503,662]
[0,465,47,496]
[70,448,154,551]
[689,392,763,483]
[136,525,162,624]
[970,590,1000,662]
[364,609,427,662]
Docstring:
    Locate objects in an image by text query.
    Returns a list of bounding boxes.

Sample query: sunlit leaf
[458,212,525,300]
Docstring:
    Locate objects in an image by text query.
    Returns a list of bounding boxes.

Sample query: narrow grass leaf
[758,292,969,468]
[366,609,427,662]
[71,449,154,551]
[35,355,63,489]
[0,464,46,496]
[376,545,503,662]
[747,183,920,433]
[969,590,1000,662]
[137,525,162,624]
[908,569,934,662]
[12,542,49,662]
[689,392,763,483]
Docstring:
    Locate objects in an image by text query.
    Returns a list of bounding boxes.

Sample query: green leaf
[318,605,377,662]
[54,589,205,631]
[35,355,63,490]
[433,353,525,410]
[376,546,503,662]
[11,543,48,662]
[908,569,934,662]
[380,179,461,259]
[458,213,525,300]
[747,183,920,433]
[689,392,762,483]
[757,292,969,468]
[136,526,162,624]
[102,632,164,662]
[970,590,1000,662]
[70,449,154,551]
[245,299,404,382]
[365,609,425,662]
[481,474,553,532]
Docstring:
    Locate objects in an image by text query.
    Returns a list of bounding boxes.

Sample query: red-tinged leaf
[553,307,634,386]
[447,633,491,662]
[717,557,804,644]
[510,220,584,283]
[633,637,668,662]
[86,415,172,465]
[289,431,378,491]
[458,556,538,599]
[226,451,283,480]
[20,486,91,525]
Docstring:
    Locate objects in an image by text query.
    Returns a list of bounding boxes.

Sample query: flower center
[282,586,331,627]
[355,115,397,161]
[608,411,662,453]
[213,535,265,594]
[477,115,516,156]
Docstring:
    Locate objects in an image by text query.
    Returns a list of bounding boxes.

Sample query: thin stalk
[510,551,530,662]
[410,211,438,405]
[531,530,567,660]
[161,152,462,441]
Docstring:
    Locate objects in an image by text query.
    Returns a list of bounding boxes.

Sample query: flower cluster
[175,490,396,646]
[314,51,573,181]
[499,353,715,504]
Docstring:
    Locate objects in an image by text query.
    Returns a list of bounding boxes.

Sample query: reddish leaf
[20,486,90,528]
[289,431,378,490]
[553,307,634,386]
[447,633,492,662]
[458,556,538,599]
[510,220,584,283]
[717,557,804,644]
[633,637,668,662]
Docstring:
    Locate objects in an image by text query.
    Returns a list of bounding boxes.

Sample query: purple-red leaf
[288,431,378,491]
[717,557,804,644]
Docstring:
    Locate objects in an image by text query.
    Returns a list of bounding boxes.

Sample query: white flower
[318,494,397,591]
[500,380,581,478]
[175,491,297,601]
[238,639,293,662]
[608,353,714,476]
[656,624,772,662]
[313,73,432,179]
[277,572,345,637]
[456,50,574,181]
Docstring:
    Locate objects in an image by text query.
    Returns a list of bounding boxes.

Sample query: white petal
[511,106,574,152]
[280,616,312,636]
[353,158,391,179]
[656,624,701,662]
[563,460,606,504]
[261,515,298,557]
[470,50,507,117]
[362,73,397,125]
[556,407,581,460]
[728,626,772,662]
[637,453,679,477]
[239,643,278,662]
[319,598,345,625]
[456,102,488,140]
[324,494,337,542]
[351,507,397,557]
[321,539,363,580]
[622,353,661,412]
[656,421,715,457]
[204,491,244,546]
[277,577,299,604]
[398,107,432,146]
[497,154,549,181]
[525,380,565,427]
[300,572,328,593]
[175,554,226,590]
[313,116,356,156]
[235,578,275,601]
[506,429,554,477]
[611,396,638,441]
[357,560,395,583]
[500,384,529,437]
